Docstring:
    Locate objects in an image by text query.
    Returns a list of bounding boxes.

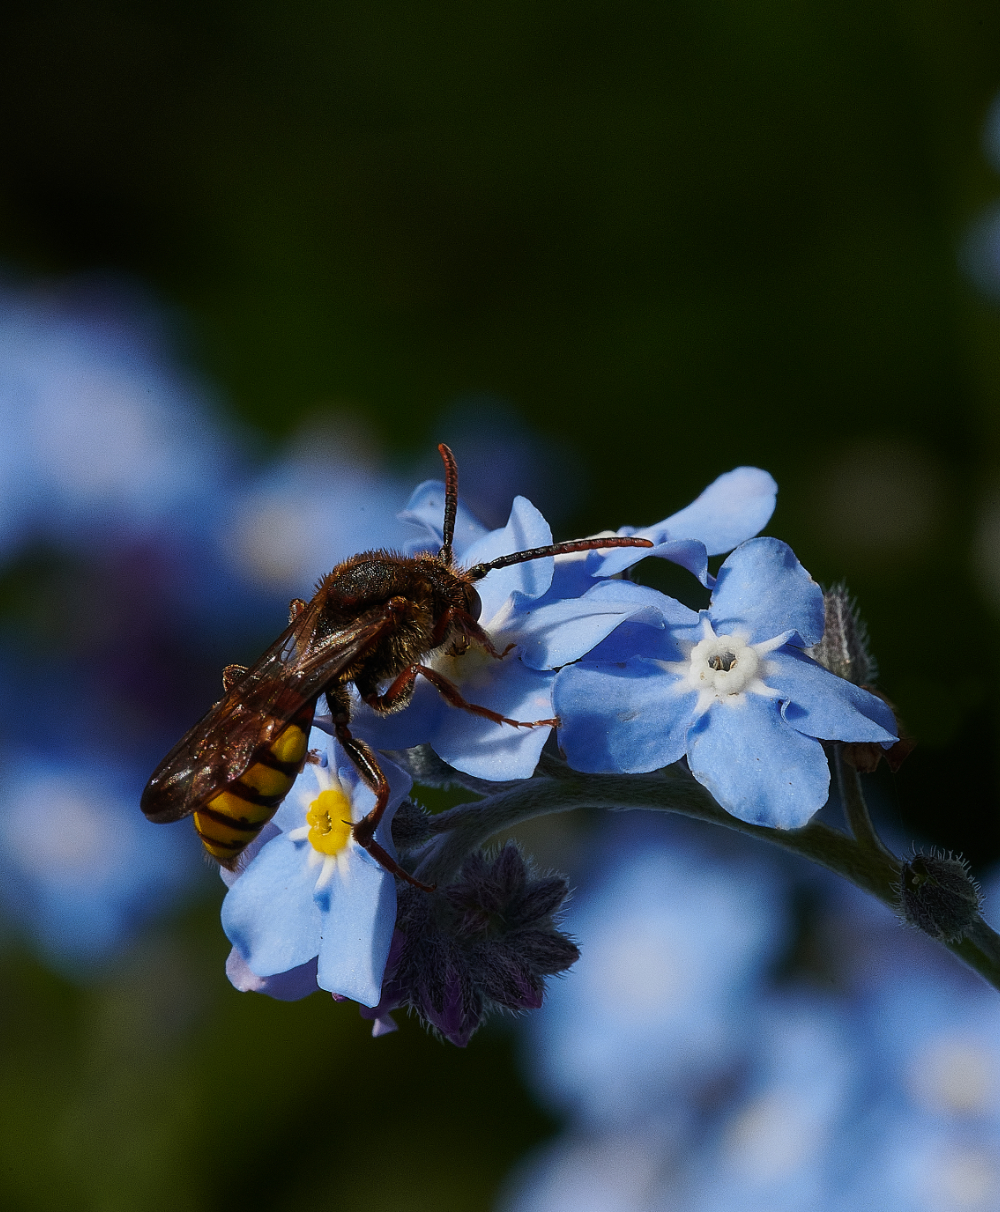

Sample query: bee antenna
[466,536,654,580]
[438,442,459,566]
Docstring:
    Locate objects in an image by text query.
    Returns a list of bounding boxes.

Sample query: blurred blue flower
[684,995,859,1212]
[0,275,237,555]
[221,729,409,1007]
[500,1124,686,1212]
[555,538,897,828]
[214,416,414,598]
[832,891,1000,1212]
[0,749,198,972]
[522,818,789,1132]
[505,845,1000,1212]
[960,204,1000,305]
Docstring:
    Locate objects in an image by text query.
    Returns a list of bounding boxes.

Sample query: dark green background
[2,2,1000,1207]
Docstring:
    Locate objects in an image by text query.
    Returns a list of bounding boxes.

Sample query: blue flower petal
[767,648,898,742]
[593,537,710,584]
[430,659,556,779]
[397,478,489,558]
[652,466,777,553]
[709,538,825,647]
[514,581,671,671]
[589,467,776,581]
[576,611,701,664]
[226,949,319,1001]
[351,678,448,750]
[316,848,397,1007]
[460,495,554,617]
[555,658,695,773]
[547,547,609,600]
[221,832,323,975]
[687,696,832,828]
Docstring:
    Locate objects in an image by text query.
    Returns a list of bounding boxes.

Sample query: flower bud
[808,584,875,686]
[389,797,434,853]
[363,843,579,1046]
[898,850,982,943]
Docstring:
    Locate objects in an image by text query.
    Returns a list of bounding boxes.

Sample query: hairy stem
[834,745,894,858]
[415,766,1000,993]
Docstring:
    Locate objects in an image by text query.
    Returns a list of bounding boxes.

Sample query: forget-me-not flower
[353,493,660,780]
[220,729,409,1007]
[524,817,788,1131]
[355,468,778,782]
[0,749,198,972]
[0,276,235,553]
[555,537,897,828]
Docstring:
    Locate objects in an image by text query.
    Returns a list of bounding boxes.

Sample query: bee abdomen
[193,715,312,868]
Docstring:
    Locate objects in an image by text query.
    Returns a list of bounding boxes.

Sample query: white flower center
[660,618,785,716]
[688,633,761,696]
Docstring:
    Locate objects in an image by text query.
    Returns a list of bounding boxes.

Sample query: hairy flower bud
[362,843,579,1046]
[389,797,434,853]
[808,584,876,686]
[898,850,982,943]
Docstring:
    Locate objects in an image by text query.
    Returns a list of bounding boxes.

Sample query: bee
[141,444,652,889]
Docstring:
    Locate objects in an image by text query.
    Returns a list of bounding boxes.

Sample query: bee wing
[141,603,395,823]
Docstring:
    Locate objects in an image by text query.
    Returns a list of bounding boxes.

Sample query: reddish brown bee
[141,444,652,888]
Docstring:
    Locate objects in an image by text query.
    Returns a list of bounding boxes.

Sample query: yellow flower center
[306,788,353,856]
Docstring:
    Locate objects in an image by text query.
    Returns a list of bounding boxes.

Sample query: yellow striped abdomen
[193,711,312,868]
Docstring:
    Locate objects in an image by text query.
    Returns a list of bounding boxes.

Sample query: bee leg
[430,607,513,659]
[334,721,436,893]
[361,666,420,714]
[363,664,556,729]
[222,664,249,692]
[415,665,559,728]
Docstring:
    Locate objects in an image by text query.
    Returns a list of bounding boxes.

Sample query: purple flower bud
[370,843,578,1046]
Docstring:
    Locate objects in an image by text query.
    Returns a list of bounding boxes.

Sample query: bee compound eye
[467,586,483,621]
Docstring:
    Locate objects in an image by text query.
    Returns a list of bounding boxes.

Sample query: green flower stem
[833,745,894,859]
[417,766,1000,994]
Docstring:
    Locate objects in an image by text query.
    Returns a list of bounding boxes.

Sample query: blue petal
[547,547,609,600]
[351,678,448,751]
[226,949,319,1001]
[575,610,701,664]
[593,536,710,584]
[652,466,776,553]
[767,648,898,742]
[316,848,397,1007]
[589,466,776,580]
[430,658,556,780]
[709,538,825,647]
[460,495,554,618]
[221,833,323,975]
[397,478,489,558]
[514,581,671,671]
[686,696,832,828]
[555,658,695,773]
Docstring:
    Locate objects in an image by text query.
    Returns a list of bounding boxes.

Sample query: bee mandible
[141,444,652,890]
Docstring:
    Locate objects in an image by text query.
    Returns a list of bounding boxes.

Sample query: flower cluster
[224,455,901,1037]
[504,817,1000,1212]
